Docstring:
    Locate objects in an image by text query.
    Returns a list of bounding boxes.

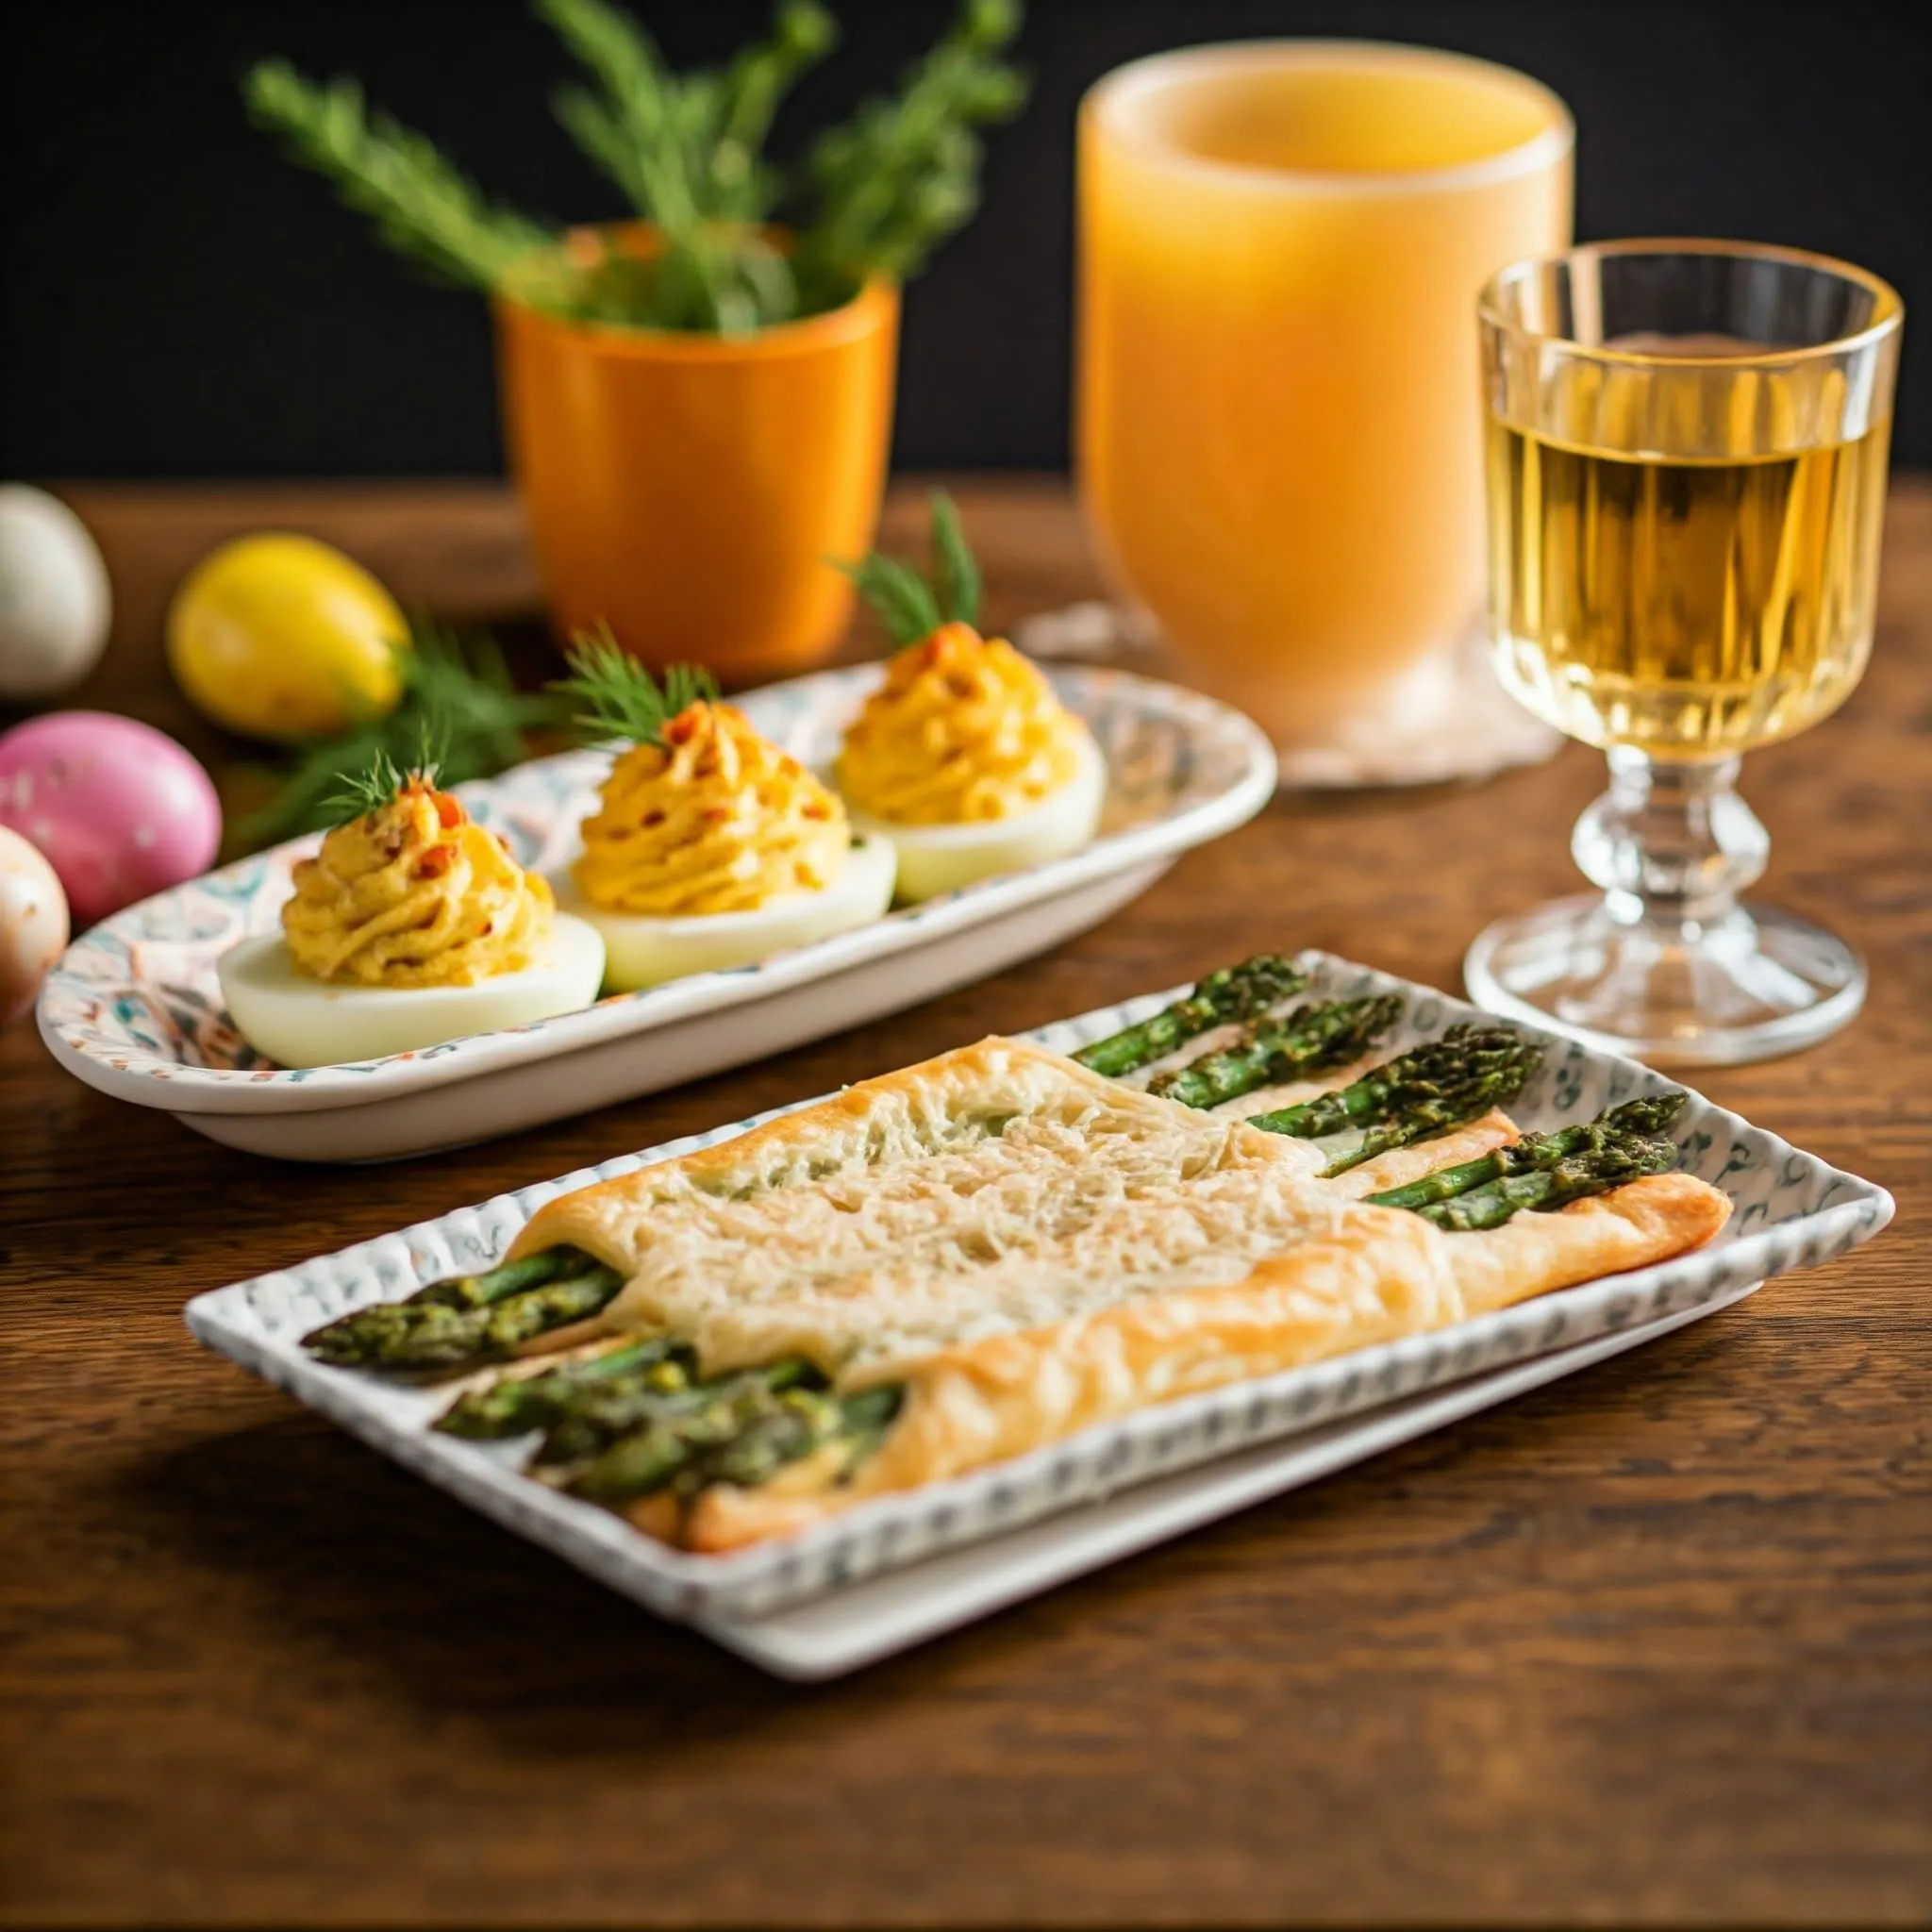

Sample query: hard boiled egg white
[0,824,70,1027]
[554,835,895,993]
[217,914,606,1069]
[846,732,1106,905]
[0,710,221,926]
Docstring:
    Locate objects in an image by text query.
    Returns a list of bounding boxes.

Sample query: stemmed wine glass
[1465,240,1903,1064]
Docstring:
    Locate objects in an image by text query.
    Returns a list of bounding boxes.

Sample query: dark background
[3,0,1928,478]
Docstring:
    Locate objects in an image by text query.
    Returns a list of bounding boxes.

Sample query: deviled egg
[219,765,604,1068]
[551,640,895,991]
[836,622,1105,903]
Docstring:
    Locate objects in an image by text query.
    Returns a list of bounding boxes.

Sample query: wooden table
[5,479,1927,1927]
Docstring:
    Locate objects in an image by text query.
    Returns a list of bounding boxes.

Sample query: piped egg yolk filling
[575,701,850,916]
[837,623,1088,825]
[283,778,555,987]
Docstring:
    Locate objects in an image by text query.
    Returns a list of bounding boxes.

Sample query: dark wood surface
[4,478,1927,1927]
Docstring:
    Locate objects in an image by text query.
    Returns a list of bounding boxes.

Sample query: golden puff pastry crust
[686,1171,1731,1550]
[504,1036,1729,1549]
[511,1037,1346,1377]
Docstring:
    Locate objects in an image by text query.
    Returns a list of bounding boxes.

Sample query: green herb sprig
[321,738,444,827]
[835,489,984,645]
[228,624,577,854]
[551,625,719,746]
[242,62,565,306]
[242,0,1026,336]
[791,0,1026,311]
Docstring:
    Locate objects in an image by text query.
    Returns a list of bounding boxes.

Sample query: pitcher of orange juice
[1078,42,1573,752]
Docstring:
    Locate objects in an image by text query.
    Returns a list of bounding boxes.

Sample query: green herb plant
[243,0,1026,336]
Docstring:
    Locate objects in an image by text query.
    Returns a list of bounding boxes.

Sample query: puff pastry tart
[488,1039,1728,1550]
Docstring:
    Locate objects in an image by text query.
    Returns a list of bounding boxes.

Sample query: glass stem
[1571,748,1769,937]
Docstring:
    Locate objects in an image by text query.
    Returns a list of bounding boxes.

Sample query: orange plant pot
[495,251,898,682]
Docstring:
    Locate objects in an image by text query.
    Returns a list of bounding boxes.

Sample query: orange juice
[1077,43,1573,747]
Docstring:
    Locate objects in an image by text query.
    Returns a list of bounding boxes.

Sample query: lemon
[167,534,408,742]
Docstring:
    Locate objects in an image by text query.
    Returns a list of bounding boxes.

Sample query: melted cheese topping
[837,624,1090,824]
[575,702,850,915]
[283,778,553,987]
[523,1041,1371,1382]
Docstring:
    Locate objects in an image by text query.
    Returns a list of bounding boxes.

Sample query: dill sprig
[835,489,984,644]
[321,735,445,827]
[551,626,719,747]
[228,623,578,855]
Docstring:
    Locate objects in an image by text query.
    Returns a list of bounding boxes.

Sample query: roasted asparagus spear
[1247,1024,1544,1173]
[303,1246,624,1373]
[435,1336,689,1439]
[538,1353,816,1467]
[1147,992,1402,1108]
[1408,1136,1680,1229]
[1071,953,1307,1077]
[564,1372,900,1507]
[1363,1093,1687,1212]
[1376,1092,1686,1230]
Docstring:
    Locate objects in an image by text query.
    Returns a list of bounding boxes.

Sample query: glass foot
[1464,894,1867,1066]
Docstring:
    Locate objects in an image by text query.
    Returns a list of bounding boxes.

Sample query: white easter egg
[0,485,112,698]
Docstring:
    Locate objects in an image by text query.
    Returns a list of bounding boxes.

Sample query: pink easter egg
[0,711,221,926]
[0,824,70,1026]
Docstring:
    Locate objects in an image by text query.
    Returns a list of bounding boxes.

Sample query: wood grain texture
[3,478,1927,1928]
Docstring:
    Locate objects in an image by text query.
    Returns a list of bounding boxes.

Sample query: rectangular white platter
[185,952,1893,1674]
[37,662,1274,1162]
[696,1280,1763,1678]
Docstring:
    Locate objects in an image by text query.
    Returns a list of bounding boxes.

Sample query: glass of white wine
[1465,240,1904,1064]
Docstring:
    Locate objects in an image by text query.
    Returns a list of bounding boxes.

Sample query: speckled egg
[0,712,221,927]
[0,824,69,1026]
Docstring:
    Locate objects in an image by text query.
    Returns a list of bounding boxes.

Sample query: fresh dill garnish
[319,748,410,825]
[835,489,984,645]
[551,626,720,747]
[321,717,448,825]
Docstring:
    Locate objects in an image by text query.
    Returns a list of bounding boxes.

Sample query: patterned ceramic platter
[36,664,1274,1160]
[184,950,1892,1669]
